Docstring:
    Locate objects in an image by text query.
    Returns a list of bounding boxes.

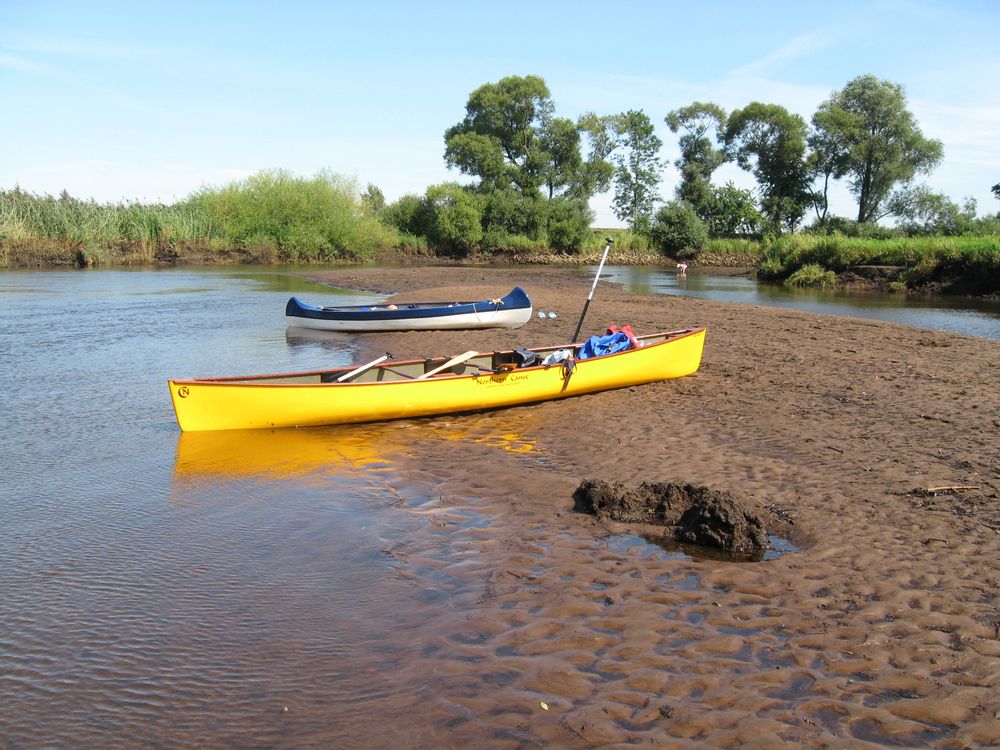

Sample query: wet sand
[301,266,1000,748]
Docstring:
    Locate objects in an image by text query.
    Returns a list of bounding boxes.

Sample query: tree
[887,184,976,235]
[724,102,812,233]
[574,112,617,199]
[443,74,593,240]
[993,183,1000,201]
[609,110,663,232]
[806,124,851,225]
[665,102,728,218]
[811,75,943,223]
[538,116,583,199]
[703,182,763,237]
[444,75,554,196]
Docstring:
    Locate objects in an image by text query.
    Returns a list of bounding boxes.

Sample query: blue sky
[2,0,998,226]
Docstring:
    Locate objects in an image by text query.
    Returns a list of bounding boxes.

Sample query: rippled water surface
[2,265,996,748]
[0,268,441,746]
[598,265,1000,341]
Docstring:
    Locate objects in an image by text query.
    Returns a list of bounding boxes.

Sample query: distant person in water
[677,262,688,276]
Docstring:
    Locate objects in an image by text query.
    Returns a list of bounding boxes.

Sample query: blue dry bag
[576,332,632,359]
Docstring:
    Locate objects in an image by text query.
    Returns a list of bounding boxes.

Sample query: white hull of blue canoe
[285,307,533,332]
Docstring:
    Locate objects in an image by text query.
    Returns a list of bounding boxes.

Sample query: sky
[2,0,998,227]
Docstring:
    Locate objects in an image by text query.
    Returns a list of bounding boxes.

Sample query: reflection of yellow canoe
[174,422,539,479]
[168,328,706,432]
[174,426,389,478]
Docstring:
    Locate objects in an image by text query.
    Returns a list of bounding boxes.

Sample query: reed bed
[0,170,399,267]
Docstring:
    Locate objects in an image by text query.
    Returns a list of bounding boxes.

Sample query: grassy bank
[756,233,1000,295]
[3,177,997,296]
[0,170,397,268]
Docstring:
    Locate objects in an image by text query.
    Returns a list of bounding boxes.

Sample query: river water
[1,265,996,747]
[598,265,1000,341]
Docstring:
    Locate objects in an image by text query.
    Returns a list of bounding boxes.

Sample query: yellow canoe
[168,327,706,432]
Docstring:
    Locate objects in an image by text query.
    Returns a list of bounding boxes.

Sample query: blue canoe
[285,286,533,332]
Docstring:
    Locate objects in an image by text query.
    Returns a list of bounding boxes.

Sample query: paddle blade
[416,350,479,379]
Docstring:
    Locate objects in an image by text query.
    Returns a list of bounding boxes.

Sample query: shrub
[190,168,394,259]
[756,252,786,281]
[480,228,540,253]
[482,189,546,239]
[649,201,709,256]
[785,263,836,288]
[424,183,483,253]
[545,197,592,253]
[380,194,432,237]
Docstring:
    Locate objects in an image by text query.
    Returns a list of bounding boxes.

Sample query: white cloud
[728,32,836,78]
[0,49,47,72]
[2,34,147,60]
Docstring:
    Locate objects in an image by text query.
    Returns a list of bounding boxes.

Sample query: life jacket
[605,324,642,349]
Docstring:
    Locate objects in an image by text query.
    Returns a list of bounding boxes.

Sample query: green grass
[755,232,1000,293]
[1,170,400,267]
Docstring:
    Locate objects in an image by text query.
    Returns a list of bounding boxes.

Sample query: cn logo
[177,386,190,398]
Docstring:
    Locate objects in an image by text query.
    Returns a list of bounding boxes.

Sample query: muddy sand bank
[296,265,1000,748]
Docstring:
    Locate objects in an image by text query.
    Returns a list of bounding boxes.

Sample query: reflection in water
[218,266,386,299]
[173,421,540,481]
[637,532,796,563]
[596,265,1000,341]
[284,325,357,351]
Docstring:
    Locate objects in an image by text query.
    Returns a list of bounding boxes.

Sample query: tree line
[3,72,997,278]
[375,73,997,255]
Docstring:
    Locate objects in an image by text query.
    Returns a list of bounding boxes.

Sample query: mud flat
[299,265,1000,748]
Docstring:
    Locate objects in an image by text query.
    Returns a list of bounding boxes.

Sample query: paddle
[336,352,392,382]
[416,350,479,379]
[572,237,613,342]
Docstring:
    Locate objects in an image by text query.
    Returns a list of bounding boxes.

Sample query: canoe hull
[168,328,705,432]
[285,286,532,332]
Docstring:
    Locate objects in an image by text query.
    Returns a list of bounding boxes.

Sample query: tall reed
[1,170,400,267]
[188,169,396,261]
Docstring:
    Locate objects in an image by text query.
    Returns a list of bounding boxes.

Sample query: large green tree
[811,75,943,223]
[609,109,663,232]
[443,74,594,245]
[443,75,594,201]
[724,102,812,233]
[538,116,583,199]
[665,102,728,217]
[444,75,554,197]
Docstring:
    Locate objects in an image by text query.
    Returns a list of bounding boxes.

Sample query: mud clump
[573,480,769,554]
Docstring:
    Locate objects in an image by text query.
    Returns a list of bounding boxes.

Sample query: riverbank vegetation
[3,73,998,295]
